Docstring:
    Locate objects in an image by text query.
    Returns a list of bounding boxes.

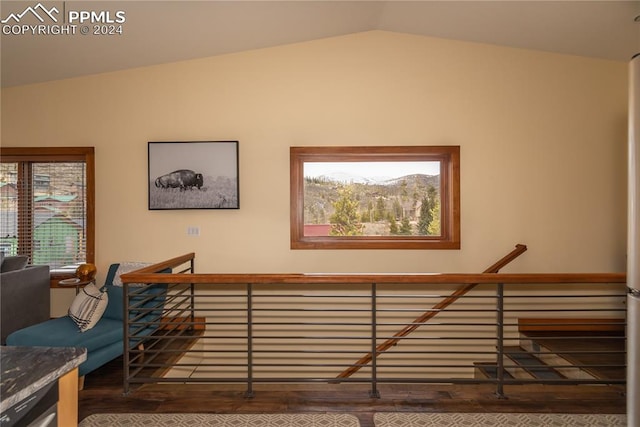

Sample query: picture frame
[290,146,460,249]
[148,141,239,210]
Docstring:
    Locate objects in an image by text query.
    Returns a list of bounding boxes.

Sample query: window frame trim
[290,145,461,250]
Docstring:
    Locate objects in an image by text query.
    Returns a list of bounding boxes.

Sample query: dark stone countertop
[0,346,87,412]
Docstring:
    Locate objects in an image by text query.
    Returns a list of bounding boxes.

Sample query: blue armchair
[7,263,169,379]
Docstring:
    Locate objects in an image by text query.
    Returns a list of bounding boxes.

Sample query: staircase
[475,318,626,383]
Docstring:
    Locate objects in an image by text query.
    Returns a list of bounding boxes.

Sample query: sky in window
[304,161,440,183]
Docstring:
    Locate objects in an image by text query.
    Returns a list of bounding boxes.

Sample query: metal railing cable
[121,252,627,397]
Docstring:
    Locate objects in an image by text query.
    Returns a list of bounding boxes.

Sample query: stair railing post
[370,282,380,398]
[123,281,130,395]
[495,282,506,399]
[245,283,254,398]
[190,258,195,331]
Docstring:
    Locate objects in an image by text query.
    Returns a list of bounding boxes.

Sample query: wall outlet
[187,226,200,236]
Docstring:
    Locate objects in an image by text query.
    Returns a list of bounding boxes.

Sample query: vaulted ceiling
[1,1,639,88]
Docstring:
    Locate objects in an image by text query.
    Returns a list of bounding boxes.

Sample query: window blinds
[0,159,88,269]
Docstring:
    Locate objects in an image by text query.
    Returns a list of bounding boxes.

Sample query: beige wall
[1,31,628,291]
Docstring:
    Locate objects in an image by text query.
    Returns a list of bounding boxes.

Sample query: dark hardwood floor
[79,357,626,427]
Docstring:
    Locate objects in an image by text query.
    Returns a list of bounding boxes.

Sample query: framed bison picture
[148,141,239,210]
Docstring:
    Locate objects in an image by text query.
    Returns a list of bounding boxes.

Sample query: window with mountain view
[290,146,460,249]
[0,147,95,272]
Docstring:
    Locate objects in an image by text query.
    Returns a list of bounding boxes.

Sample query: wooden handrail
[120,250,626,287]
[122,271,626,285]
[336,243,528,379]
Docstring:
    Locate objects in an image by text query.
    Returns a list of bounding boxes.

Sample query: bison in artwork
[155,169,204,191]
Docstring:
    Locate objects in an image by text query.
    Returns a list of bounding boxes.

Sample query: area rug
[79,413,361,427]
[373,412,626,426]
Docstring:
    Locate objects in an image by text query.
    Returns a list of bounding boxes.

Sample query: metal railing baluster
[496,282,505,399]
[246,283,254,398]
[370,283,379,398]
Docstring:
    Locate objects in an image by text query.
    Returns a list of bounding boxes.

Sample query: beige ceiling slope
[377,1,640,61]
[1,1,638,88]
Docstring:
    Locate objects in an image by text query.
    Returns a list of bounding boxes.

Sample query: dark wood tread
[518,318,625,334]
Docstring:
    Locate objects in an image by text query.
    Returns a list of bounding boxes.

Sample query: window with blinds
[0,147,95,271]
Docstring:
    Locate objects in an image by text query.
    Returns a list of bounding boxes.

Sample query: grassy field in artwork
[149,176,238,209]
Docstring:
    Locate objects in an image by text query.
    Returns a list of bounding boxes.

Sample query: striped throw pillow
[68,283,108,332]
